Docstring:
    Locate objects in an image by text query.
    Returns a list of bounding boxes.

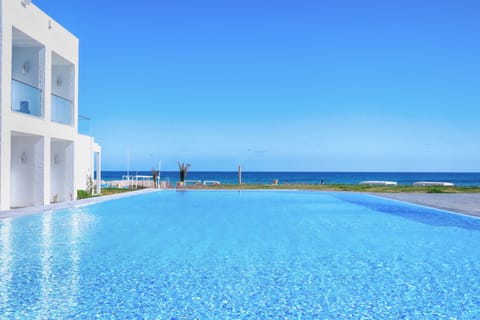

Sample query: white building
[0,0,101,209]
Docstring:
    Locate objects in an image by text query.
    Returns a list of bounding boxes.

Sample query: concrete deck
[0,188,160,220]
[372,193,480,217]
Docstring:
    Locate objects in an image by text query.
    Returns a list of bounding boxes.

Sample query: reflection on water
[39,211,84,315]
[0,209,93,316]
[40,213,52,315]
[68,211,81,309]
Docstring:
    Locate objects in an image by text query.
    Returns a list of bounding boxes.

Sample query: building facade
[0,0,101,209]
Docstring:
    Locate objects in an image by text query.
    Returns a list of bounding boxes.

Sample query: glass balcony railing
[78,115,91,135]
[11,79,43,117]
[51,94,73,126]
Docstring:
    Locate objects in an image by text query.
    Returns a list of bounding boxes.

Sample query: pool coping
[186,189,480,219]
[0,188,160,220]
[370,192,480,218]
[1,188,479,221]
[171,189,480,219]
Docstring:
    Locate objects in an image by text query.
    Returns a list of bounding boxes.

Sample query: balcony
[51,94,73,125]
[11,79,43,117]
[51,52,74,126]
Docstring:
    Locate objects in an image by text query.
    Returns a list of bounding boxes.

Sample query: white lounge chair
[413,181,454,187]
[359,181,397,186]
[203,180,220,185]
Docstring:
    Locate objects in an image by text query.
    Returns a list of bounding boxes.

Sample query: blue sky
[35,0,480,171]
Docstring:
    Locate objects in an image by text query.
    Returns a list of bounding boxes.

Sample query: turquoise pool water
[1,191,480,318]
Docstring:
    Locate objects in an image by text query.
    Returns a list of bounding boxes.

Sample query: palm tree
[151,168,159,188]
[177,162,191,182]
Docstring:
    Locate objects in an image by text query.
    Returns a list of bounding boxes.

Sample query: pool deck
[372,193,480,217]
[0,188,159,219]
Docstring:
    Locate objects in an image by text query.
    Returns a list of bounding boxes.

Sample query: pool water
[1,191,480,318]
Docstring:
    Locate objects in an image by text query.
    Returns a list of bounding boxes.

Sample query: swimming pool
[1,190,480,318]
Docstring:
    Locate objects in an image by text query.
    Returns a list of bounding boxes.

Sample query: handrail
[51,93,73,103]
[12,78,42,91]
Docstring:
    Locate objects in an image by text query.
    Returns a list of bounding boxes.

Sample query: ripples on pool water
[1,191,480,318]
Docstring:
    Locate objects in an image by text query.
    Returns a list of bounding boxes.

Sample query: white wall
[51,59,74,100]
[1,0,79,136]
[51,142,65,196]
[65,142,74,199]
[10,134,43,207]
[11,46,42,87]
[11,136,34,207]
[51,140,65,201]
[50,139,74,202]
[74,135,95,195]
[33,135,44,205]
[1,0,101,209]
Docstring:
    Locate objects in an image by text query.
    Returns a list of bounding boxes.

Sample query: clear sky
[35,0,480,172]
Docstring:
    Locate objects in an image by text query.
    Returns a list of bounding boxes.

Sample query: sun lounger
[203,181,221,185]
[359,181,397,186]
[413,181,454,187]
[184,180,202,185]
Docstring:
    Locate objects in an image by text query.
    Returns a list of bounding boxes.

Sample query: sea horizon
[100,171,480,186]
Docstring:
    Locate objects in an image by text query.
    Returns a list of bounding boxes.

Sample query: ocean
[101,171,480,186]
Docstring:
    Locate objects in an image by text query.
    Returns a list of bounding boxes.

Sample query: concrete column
[65,142,74,200]
[95,151,101,194]
[42,46,51,122]
[41,135,50,206]
[0,131,12,210]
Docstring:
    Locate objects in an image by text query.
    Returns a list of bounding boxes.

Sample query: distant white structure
[359,181,398,186]
[413,182,454,187]
[203,180,221,185]
[0,0,101,209]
